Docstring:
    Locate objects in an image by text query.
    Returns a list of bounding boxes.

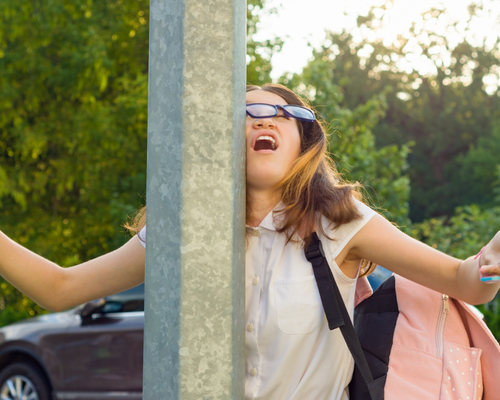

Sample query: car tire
[0,361,51,400]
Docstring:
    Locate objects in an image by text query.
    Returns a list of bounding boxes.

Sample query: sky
[253,0,500,80]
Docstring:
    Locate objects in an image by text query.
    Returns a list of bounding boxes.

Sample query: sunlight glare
[255,0,500,80]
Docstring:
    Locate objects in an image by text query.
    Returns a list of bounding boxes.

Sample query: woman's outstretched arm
[0,231,145,312]
[351,214,500,305]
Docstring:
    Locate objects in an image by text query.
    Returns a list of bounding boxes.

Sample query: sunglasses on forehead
[246,103,316,122]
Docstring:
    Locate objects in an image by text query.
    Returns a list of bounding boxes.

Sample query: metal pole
[143,0,246,399]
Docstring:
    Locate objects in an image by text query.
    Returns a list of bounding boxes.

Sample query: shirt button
[252,277,259,285]
[250,368,257,376]
[251,229,260,237]
[247,323,254,332]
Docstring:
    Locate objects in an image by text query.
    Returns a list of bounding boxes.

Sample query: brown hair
[127,83,375,275]
[124,205,146,241]
[247,84,374,276]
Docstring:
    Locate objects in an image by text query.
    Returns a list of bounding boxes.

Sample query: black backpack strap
[305,232,379,400]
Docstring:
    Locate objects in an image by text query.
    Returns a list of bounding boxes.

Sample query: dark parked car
[0,284,144,400]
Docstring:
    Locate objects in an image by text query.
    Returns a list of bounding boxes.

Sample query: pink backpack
[355,274,500,400]
[305,233,500,400]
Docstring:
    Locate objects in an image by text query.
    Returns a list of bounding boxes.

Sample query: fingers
[479,264,500,285]
[480,264,500,274]
[474,233,500,283]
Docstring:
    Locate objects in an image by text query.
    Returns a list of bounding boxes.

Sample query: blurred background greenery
[0,0,499,339]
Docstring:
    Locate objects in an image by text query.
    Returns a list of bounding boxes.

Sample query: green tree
[453,122,500,210]
[292,5,500,221]
[283,52,412,227]
[0,0,150,322]
[246,0,283,84]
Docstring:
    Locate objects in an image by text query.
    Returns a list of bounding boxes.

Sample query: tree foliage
[0,0,150,322]
[283,55,412,227]
[246,0,283,85]
[290,4,500,221]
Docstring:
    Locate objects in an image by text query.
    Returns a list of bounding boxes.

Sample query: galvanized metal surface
[143,0,246,398]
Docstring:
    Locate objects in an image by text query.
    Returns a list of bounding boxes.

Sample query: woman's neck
[246,189,281,228]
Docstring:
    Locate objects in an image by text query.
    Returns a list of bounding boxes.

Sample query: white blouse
[137,200,376,400]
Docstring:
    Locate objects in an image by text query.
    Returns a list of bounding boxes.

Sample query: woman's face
[246,90,301,193]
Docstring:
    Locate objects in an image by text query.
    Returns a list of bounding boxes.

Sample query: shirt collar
[247,202,286,232]
[262,201,288,231]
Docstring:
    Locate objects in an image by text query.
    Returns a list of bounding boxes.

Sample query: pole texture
[144,0,246,399]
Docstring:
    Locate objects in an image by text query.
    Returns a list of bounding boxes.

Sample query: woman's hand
[479,231,500,280]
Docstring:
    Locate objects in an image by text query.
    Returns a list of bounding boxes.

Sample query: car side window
[102,284,145,313]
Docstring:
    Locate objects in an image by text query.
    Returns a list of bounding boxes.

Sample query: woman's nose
[252,117,276,129]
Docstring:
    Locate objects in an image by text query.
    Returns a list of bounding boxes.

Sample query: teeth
[256,135,276,144]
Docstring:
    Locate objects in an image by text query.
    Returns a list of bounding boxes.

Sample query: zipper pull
[443,294,450,314]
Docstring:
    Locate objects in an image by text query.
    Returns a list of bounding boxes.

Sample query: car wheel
[0,362,50,400]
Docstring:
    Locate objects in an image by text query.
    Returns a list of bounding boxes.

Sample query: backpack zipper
[436,294,450,358]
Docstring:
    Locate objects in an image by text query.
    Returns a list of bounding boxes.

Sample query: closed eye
[276,111,290,120]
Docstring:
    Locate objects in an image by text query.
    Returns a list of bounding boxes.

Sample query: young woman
[0,83,499,399]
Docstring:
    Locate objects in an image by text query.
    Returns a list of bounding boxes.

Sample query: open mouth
[254,135,277,151]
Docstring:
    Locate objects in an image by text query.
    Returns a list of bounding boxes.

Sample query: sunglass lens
[246,104,276,118]
[284,106,315,122]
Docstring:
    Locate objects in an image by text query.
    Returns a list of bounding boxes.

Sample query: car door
[57,285,144,397]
